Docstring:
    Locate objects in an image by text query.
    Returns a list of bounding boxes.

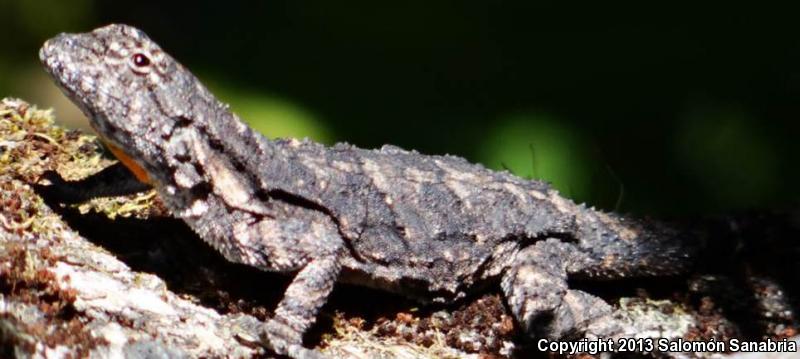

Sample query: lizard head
[40,24,208,183]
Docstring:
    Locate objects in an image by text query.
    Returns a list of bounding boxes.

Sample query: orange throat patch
[104,141,152,184]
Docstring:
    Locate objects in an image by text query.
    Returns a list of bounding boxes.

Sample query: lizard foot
[502,238,617,339]
[551,289,618,339]
[262,319,327,359]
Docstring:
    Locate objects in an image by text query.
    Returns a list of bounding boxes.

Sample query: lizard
[37,24,698,358]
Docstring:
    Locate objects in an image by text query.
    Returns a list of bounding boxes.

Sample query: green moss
[0,98,157,223]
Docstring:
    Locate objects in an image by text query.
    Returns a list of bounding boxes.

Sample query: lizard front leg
[226,212,346,359]
[501,238,618,340]
[264,253,341,359]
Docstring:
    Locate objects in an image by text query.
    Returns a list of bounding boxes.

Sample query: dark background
[2,1,798,216]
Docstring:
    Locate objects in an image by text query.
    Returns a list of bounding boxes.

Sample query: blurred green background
[1,1,798,216]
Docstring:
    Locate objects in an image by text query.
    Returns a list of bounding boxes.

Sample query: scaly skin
[39,24,698,358]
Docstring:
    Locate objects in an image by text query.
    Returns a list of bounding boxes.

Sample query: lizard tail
[570,207,703,279]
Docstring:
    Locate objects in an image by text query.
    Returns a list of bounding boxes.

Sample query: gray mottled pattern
[40,24,699,359]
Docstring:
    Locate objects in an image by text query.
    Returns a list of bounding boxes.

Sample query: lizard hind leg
[501,238,616,340]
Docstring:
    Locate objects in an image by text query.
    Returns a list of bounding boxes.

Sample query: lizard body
[39,24,697,358]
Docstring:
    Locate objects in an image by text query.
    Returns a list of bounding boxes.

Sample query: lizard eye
[129,53,153,74]
[132,53,151,67]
